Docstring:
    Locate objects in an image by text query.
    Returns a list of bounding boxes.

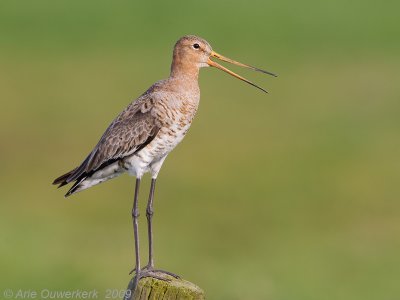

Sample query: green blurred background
[1,0,399,299]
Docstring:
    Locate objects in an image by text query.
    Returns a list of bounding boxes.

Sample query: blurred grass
[1,0,400,299]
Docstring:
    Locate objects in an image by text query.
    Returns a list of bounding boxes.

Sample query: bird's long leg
[132,178,141,288]
[130,178,171,292]
[142,178,180,279]
[146,178,156,268]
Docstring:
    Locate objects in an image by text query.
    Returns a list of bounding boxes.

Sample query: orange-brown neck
[170,54,200,81]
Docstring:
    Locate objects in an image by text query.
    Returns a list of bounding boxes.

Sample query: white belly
[123,121,191,178]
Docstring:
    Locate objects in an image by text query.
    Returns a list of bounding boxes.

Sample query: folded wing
[53,98,160,191]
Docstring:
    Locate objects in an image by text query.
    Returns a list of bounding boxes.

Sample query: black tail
[52,168,86,197]
[64,177,86,197]
[52,153,92,189]
[52,151,118,197]
[52,169,77,188]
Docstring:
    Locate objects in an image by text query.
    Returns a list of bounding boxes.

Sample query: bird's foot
[134,269,170,282]
[145,266,180,279]
[129,264,180,279]
[129,269,171,295]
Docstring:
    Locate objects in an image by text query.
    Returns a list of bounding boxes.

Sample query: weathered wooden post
[124,271,205,300]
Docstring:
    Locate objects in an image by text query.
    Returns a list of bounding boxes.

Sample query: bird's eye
[193,43,200,49]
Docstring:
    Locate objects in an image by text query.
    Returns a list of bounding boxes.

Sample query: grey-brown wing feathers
[53,98,160,189]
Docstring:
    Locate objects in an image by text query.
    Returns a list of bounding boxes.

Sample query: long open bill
[207,51,276,93]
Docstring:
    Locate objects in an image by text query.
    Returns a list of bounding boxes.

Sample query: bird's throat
[170,58,200,81]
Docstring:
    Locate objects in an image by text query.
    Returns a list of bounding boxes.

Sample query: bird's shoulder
[103,76,194,146]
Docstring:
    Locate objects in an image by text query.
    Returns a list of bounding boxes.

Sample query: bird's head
[171,35,276,93]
